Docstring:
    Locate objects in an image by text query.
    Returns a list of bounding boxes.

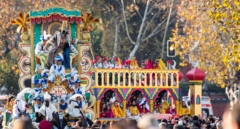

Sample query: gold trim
[91,86,179,88]
[46,22,72,37]
[77,24,81,75]
[30,24,34,88]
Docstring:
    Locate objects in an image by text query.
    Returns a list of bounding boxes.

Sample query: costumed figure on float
[2,95,16,127]
[63,94,87,129]
[38,93,60,129]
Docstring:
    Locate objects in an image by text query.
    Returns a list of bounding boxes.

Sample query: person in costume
[3,95,16,127]
[160,100,170,114]
[102,57,111,69]
[179,101,190,116]
[111,57,122,85]
[60,94,68,113]
[105,105,114,118]
[49,53,65,79]
[12,91,32,121]
[109,93,117,105]
[39,69,48,89]
[32,75,42,94]
[140,103,150,114]
[64,94,87,128]
[100,103,107,113]
[34,96,43,123]
[111,101,123,118]
[129,100,140,116]
[35,30,52,55]
[94,56,103,68]
[68,68,78,88]
[138,97,150,112]
[38,93,60,129]
[46,20,74,69]
[72,74,85,96]
[95,56,103,85]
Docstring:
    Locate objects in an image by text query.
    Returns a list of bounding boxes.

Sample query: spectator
[13,119,34,129]
[159,123,168,129]
[173,125,184,129]
[138,115,159,129]
[216,121,222,129]
[38,120,51,129]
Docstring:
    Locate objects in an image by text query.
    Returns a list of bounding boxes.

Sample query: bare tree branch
[136,0,150,40]
[142,20,175,41]
[121,0,135,45]
[161,0,174,58]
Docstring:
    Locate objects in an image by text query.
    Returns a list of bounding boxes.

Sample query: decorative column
[97,100,101,118]
[123,100,126,118]
[186,68,205,116]
[150,99,154,112]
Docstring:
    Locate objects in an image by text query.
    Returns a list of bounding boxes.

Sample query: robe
[39,79,48,89]
[35,41,52,54]
[49,64,65,78]
[129,106,140,116]
[111,105,123,118]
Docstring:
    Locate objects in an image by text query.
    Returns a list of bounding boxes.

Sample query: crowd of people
[3,111,226,129]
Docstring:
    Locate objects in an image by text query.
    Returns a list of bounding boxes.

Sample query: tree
[171,0,240,88]
[121,0,177,59]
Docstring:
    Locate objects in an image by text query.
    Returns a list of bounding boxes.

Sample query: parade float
[2,6,206,128]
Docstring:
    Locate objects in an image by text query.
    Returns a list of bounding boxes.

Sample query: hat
[92,60,97,64]
[114,57,118,61]
[32,75,40,85]
[41,69,49,77]
[70,68,78,77]
[60,94,68,101]
[8,95,15,102]
[126,60,131,65]
[96,56,101,60]
[40,30,51,41]
[44,93,51,101]
[54,53,64,61]
[34,96,42,101]
[102,57,107,61]
[39,120,52,129]
[74,74,81,83]
[167,60,172,64]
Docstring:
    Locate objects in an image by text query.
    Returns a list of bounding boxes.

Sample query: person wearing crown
[38,93,60,129]
[46,20,75,69]
[72,74,85,96]
[111,100,123,118]
[49,53,65,80]
[39,69,48,89]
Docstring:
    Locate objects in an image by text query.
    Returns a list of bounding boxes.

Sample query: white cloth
[95,62,103,68]
[126,109,131,118]
[72,86,85,95]
[35,41,52,54]
[49,64,65,78]
[12,100,27,118]
[70,45,78,55]
[39,103,57,121]
[111,63,121,69]
[66,100,82,117]
[39,79,48,89]
[34,104,42,113]
[103,62,112,69]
